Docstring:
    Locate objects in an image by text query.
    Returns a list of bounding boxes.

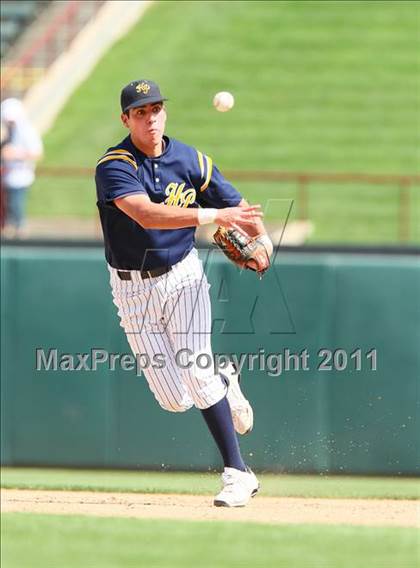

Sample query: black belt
[117,266,171,280]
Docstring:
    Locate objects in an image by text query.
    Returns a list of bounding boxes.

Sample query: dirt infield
[2,489,418,527]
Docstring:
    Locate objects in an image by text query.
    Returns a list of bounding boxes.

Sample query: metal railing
[34,166,419,242]
[225,170,419,242]
[1,0,105,98]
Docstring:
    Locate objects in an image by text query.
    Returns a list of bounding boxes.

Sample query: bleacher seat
[1,1,39,20]
[0,1,47,59]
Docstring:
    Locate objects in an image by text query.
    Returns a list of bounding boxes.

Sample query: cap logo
[136,82,151,94]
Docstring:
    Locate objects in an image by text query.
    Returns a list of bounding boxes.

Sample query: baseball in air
[213,91,234,112]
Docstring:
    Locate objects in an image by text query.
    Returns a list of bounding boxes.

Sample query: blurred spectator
[0,120,12,230]
[1,98,43,238]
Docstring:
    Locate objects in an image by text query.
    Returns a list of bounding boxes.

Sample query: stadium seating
[0,1,48,58]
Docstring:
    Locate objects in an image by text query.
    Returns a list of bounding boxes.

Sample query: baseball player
[95,80,273,507]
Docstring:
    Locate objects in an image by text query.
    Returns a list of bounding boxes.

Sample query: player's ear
[121,112,129,128]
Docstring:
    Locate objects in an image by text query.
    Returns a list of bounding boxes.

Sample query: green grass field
[2,468,419,568]
[1,467,419,499]
[2,514,418,568]
[27,0,420,243]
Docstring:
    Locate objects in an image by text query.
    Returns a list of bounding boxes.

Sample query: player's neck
[131,135,165,158]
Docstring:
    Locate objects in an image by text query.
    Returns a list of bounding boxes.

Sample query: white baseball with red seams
[213,91,235,112]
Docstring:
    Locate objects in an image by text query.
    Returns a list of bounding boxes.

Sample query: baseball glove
[213,227,271,277]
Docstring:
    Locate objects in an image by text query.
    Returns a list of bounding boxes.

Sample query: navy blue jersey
[95,135,242,270]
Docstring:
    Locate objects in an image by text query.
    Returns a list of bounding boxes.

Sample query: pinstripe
[190,283,208,406]
[140,331,177,410]
[141,332,183,411]
[147,285,187,403]
[148,287,162,334]
[199,279,224,401]
[194,280,214,406]
[112,270,178,410]
[138,310,180,409]
[166,281,214,408]
[186,284,207,407]
[108,249,225,412]
[132,286,183,411]
[163,285,199,404]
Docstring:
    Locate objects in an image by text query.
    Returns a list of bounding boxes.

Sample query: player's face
[121,103,166,147]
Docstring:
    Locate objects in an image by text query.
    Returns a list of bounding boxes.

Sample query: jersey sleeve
[95,150,146,203]
[194,150,242,208]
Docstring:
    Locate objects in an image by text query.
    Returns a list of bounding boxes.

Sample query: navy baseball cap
[120,79,167,112]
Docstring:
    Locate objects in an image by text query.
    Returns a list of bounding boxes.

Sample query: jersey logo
[164,182,196,208]
[136,82,151,94]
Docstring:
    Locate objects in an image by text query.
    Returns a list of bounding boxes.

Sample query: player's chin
[147,129,163,143]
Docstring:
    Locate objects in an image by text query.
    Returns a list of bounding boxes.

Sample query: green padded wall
[1,246,419,474]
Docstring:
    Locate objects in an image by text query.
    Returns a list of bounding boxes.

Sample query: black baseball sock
[201,396,246,472]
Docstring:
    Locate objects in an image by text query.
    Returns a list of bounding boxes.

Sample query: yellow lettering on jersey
[164,182,196,208]
[180,187,197,207]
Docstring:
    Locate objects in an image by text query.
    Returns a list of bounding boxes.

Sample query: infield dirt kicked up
[2,489,418,528]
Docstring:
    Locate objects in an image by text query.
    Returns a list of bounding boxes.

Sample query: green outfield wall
[1,246,419,474]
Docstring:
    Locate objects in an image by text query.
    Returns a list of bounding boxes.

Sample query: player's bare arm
[114,193,263,230]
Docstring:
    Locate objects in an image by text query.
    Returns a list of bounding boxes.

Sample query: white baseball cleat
[214,467,259,507]
[221,362,254,435]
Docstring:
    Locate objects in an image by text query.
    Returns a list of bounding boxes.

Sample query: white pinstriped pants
[108,248,227,412]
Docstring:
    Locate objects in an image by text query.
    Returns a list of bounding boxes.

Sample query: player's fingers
[241,210,263,219]
[243,205,262,212]
[244,208,263,214]
[231,223,247,235]
[247,259,258,271]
